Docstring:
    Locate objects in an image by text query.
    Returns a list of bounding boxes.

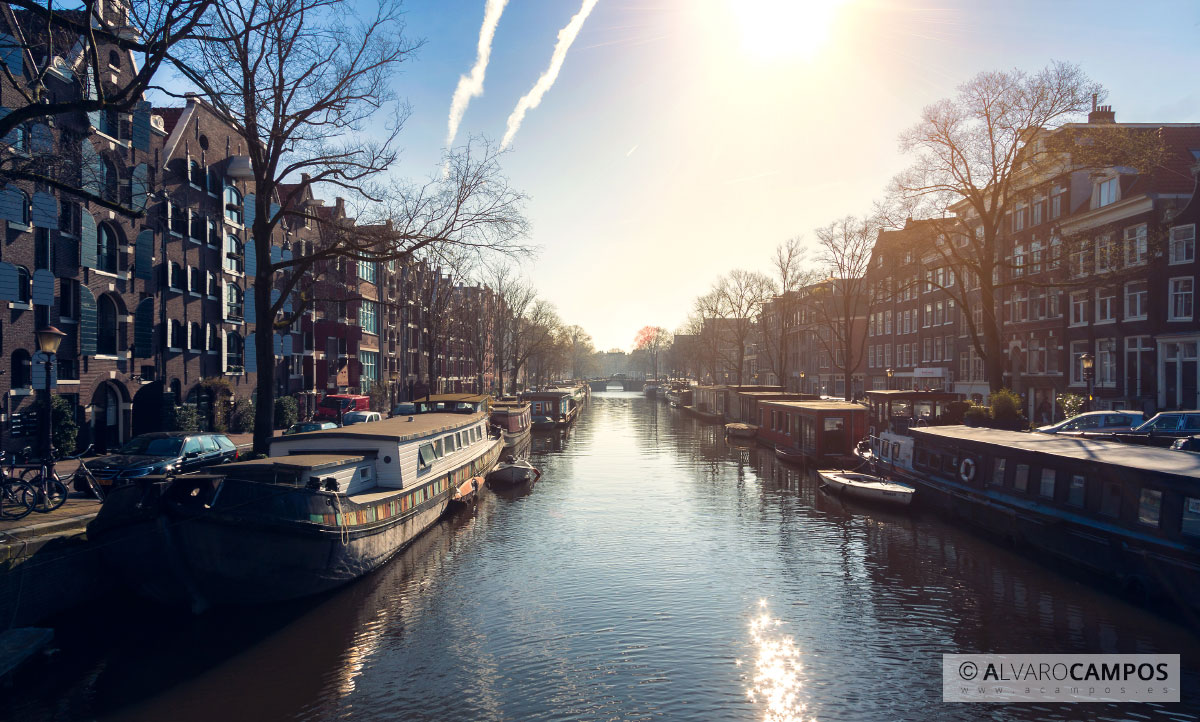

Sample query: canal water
[9,390,1200,721]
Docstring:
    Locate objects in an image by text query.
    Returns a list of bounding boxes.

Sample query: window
[224,186,243,224]
[1183,497,1200,537]
[226,284,244,320]
[1125,281,1147,320]
[59,279,78,320]
[1125,336,1153,397]
[1039,469,1056,498]
[226,332,244,370]
[34,228,52,270]
[189,267,202,294]
[189,160,205,188]
[97,294,118,355]
[1095,288,1115,323]
[208,324,220,352]
[991,458,1006,486]
[1170,225,1195,265]
[1097,338,1116,387]
[359,350,378,392]
[1067,475,1086,507]
[1031,199,1043,226]
[225,235,243,273]
[418,443,436,470]
[1095,234,1116,273]
[1169,277,1194,321]
[10,349,30,388]
[358,259,377,284]
[1097,177,1119,208]
[1014,464,1029,492]
[208,272,219,298]
[358,300,378,334]
[1070,291,1087,326]
[1137,489,1162,527]
[190,322,204,351]
[1050,186,1065,219]
[1124,224,1147,266]
[1070,340,1089,385]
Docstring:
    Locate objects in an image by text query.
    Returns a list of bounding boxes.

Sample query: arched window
[170,262,184,289]
[226,284,243,320]
[97,294,118,355]
[98,223,119,273]
[17,189,29,226]
[208,324,220,352]
[189,160,204,187]
[225,234,243,272]
[12,125,28,153]
[190,322,203,351]
[17,266,29,304]
[108,49,121,68]
[101,158,118,202]
[10,349,30,388]
[170,319,183,349]
[227,332,244,370]
[224,186,242,224]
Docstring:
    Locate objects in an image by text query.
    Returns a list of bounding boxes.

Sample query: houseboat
[757,400,868,467]
[521,390,580,429]
[413,393,491,415]
[489,399,532,447]
[88,413,503,610]
[861,390,963,472]
[728,390,818,426]
[898,426,1200,612]
[665,384,693,407]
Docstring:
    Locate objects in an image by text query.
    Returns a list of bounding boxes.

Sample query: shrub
[1056,393,1086,421]
[963,404,991,427]
[944,400,971,425]
[988,388,1027,431]
[167,404,202,433]
[229,399,256,433]
[274,396,298,430]
[37,394,78,455]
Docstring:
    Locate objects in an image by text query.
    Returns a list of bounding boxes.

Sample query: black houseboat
[901,426,1200,615]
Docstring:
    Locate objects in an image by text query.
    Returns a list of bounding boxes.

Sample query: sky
[174,0,1200,352]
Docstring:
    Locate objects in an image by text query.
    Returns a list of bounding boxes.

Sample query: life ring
[959,457,976,483]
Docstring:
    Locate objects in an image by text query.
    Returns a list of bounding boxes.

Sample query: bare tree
[884,61,1167,392]
[509,298,559,391]
[174,0,527,452]
[810,216,877,401]
[757,237,817,389]
[633,326,670,381]
[714,270,772,385]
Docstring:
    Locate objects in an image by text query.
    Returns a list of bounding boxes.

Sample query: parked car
[314,394,370,422]
[391,402,417,417]
[284,421,338,435]
[342,411,383,426]
[1080,411,1200,448]
[1171,435,1200,453]
[1034,410,1144,434]
[85,432,238,489]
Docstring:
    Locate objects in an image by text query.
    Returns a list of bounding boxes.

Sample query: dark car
[1082,411,1200,448]
[86,432,239,488]
[1171,435,1200,453]
[284,421,338,435]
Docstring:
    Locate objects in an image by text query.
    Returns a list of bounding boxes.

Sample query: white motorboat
[485,458,541,488]
[818,470,915,507]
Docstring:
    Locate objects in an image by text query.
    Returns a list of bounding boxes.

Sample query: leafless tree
[713,270,772,385]
[509,298,559,391]
[809,215,877,401]
[757,237,817,389]
[173,0,528,452]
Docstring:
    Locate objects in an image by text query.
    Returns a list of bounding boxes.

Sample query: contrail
[501,0,600,150]
[446,0,509,147]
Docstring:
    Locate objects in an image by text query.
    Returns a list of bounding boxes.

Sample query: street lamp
[389,369,400,415]
[886,367,894,390]
[799,371,806,394]
[1080,352,1095,412]
[36,326,66,464]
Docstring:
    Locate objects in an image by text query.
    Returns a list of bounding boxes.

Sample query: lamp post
[799,371,806,395]
[1080,352,1095,412]
[389,369,399,416]
[885,367,894,390]
[36,326,66,465]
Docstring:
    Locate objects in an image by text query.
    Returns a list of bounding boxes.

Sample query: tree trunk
[251,222,274,456]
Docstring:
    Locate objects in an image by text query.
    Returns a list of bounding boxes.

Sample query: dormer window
[1097,177,1119,208]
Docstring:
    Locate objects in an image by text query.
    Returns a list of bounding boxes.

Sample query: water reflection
[12,390,1200,721]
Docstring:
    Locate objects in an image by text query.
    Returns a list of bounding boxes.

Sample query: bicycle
[23,447,70,514]
[0,449,36,520]
[57,445,104,502]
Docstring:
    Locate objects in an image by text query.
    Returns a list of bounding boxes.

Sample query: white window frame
[1170,224,1195,265]
[1095,288,1115,324]
[1124,280,1147,321]
[1124,223,1147,267]
[1169,276,1194,321]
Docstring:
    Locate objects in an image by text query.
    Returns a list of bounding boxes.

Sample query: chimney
[1088,104,1116,124]
[335,197,345,216]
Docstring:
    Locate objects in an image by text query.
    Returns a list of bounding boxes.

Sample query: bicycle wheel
[1,480,35,520]
[30,476,68,513]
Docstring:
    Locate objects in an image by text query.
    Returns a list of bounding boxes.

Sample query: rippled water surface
[11,391,1200,721]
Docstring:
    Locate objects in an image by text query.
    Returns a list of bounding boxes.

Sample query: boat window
[891,442,900,460]
[1039,469,1056,498]
[991,458,1006,486]
[1014,464,1029,492]
[418,443,436,470]
[1137,489,1162,527]
[1182,498,1200,537]
[1100,483,1121,518]
[359,466,372,482]
[445,435,456,453]
[1067,475,1085,507]
[823,417,844,432]
[434,439,444,458]
[880,442,889,460]
[929,453,941,471]
[942,455,957,475]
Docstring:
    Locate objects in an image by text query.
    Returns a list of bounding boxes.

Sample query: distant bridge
[588,377,645,392]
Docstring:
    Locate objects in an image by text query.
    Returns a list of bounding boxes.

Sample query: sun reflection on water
[742,599,816,722]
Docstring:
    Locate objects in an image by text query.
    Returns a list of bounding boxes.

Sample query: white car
[342,411,382,426]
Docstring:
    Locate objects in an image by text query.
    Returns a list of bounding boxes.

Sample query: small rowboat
[451,476,486,505]
[485,459,541,488]
[774,445,807,465]
[724,423,758,439]
[818,471,914,507]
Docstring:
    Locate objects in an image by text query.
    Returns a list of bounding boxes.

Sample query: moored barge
[521,390,580,429]
[89,413,503,610]
[900,426,1200,612]
[490,399,532,447]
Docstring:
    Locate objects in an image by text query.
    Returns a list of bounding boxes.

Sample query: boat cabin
[520,390,578,426]
[490,400,532,434]
[728,391,819,426]
[413,393,491,415]
[758,400,868,464]
[865,390,962,436]
[214,454,375,494]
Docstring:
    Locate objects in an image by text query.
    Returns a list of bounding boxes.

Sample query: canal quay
[6,389,1200,722]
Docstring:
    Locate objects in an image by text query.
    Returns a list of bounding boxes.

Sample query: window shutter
[244,286,255,322]
[79,287,97,354]
[220,278,228,320]
[130,163,149,211]
[85,72,100,130]
[31,191,56,228]
[244,239,256,277]
[81,139,101,196]
[0,261,17,301]
[134,298,153,358]
[31,352,56,389]
[131,101,151,151]
[31,269,53,306]
[80,211,97,268]
[134,230,153,280]
[220,329,228,373]
[245,332,257,373]
[0,185,20,223]
[243,192,255,227]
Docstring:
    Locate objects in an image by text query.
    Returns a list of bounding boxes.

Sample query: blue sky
[167,1,1200,351]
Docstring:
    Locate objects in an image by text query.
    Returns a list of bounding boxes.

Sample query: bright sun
[729,0,848,62]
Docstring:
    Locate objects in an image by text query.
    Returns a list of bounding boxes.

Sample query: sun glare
[730,0,847,62]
